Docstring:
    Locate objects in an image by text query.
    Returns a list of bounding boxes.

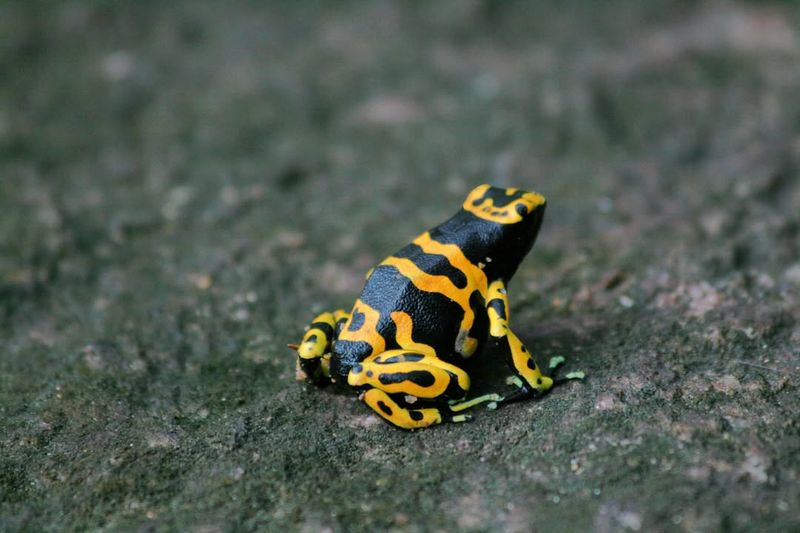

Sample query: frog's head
[462,184,546,226]
[461,184,547,279]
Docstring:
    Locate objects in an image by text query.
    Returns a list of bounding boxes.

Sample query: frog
[291,184,584,429]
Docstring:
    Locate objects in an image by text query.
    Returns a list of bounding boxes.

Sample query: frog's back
[331,230,489,380]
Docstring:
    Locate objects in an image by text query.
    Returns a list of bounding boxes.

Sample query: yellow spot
[456,330,478,357]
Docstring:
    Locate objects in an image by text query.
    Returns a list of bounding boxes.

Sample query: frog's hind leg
[361,389,469,430]
[485,280,584,407]
[348,350,473,429]
[292,309,349,385]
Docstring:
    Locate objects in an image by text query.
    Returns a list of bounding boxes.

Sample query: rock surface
[2,1,799,531]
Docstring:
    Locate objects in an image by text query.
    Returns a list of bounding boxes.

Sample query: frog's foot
[488,357,585,409]
[361,389,472,429]
[293,309,348,385]
[547,355,586,387]
[349,349,474,429]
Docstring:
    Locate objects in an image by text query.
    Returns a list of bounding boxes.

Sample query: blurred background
[2,1,799,531]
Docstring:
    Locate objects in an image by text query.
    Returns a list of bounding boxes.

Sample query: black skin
[330,192,546,384]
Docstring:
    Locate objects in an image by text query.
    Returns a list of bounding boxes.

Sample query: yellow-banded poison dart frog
[292,184,584,429]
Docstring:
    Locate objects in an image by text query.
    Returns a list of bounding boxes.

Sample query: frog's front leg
[293,309,349,385]
[486,280,583,406]
[348,350,473,429]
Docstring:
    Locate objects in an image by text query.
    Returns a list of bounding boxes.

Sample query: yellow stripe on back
[390,311,436,356]
[337,299,385,357]
[413,232,488,294]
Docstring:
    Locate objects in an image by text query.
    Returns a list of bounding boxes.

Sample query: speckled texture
[2,1,799,531]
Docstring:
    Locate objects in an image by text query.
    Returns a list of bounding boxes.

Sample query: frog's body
[294,184,582,429]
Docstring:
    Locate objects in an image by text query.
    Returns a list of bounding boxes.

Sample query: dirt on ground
[1,1,799,531]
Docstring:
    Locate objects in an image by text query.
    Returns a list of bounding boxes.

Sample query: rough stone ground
[2,1,799,531]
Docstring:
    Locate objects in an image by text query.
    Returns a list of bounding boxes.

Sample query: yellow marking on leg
[449,393,503,412]
[362,388,442,429]
[337,299,385,357]
[349,361,452,398]
[488,306,508,338]
[485,279,553,393]
[319,353,331,378]
[333,309,350,336]
[352,349,471,399]
[487,280,509,313]
[487,280,510,337]
[376,350,471,393]
[298,311,335,359]
[311,311,336,326]
[508,330,552,392]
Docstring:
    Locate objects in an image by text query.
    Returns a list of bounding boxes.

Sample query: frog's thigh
[348,350,470,401]
[361,388,445,429]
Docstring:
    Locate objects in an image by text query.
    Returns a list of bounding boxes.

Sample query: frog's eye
[515,204,529,216]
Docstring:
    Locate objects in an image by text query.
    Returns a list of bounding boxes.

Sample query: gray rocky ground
[1,1,799,531]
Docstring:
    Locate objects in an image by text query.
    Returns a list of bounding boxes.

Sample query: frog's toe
[545,355,586,385]
[548,355,566,370]
[553,370,586,386]
[445,413,473,424]
[448,393,503,413]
